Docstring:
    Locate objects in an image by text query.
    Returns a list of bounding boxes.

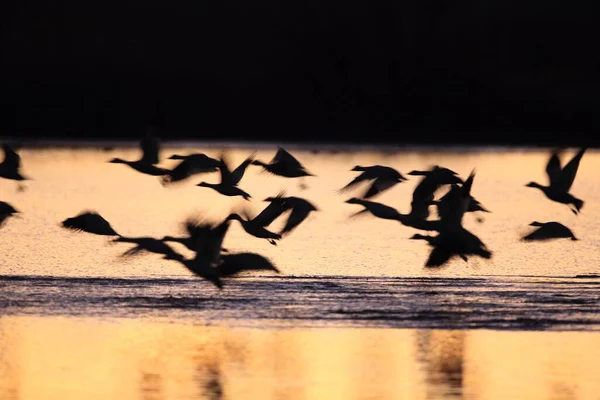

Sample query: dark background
[0,0,598,145]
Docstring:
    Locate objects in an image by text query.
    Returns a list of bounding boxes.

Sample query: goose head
[168,154,185,160]
[525,181,543,189]
[109,157,126,164]
[351,165,367,171]
[529,221,544,226]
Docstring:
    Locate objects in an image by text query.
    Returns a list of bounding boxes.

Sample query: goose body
[263,194,319,235]
[522,221,578,241]
[251,147,314,178]
[413,171,493,267]
[0,201,19,227]
[164,217,232,288]
[345,197,439,231]
[0,144,29,184]
[217,252,280,276]
[340,165,407,199]
[196,153,253,200]
[526,148,586,214]
[162,153,222,184]
[112,237,182,259]
[226,212,282,244]
[109,133,169,176]
[61,211,120,236]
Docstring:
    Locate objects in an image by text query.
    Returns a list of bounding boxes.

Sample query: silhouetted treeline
[0,0,598,145]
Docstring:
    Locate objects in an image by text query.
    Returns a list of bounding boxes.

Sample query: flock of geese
[0,135,588,289]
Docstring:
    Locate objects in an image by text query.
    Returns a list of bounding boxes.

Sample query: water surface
[1,144,599,399]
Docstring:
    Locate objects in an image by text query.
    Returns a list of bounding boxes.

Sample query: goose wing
[2,145,21,170]
[425,245,453,267]
[339,171,375,192]
[139,135,160,164]
[230,152,255,185]
[272,147,303,168]
[361,176,400,199]
[253,200,289,227]
[545,150,562,187]
[555,148,586,192]
[218,152,235,186]
[280,208,310,235]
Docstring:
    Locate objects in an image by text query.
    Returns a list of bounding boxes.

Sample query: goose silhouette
[226,210,282,245]
[526,148,586,214]
[263,192,319,235]
[109,133,169,176]
[196,152,253,200]
[164,217,231,288]
[217,252,280,276]
[252,147,314,178]
[411,171,492,267]
[522,221,578,241]
[339,165,407,199]
[61,211,120,236]
[251,147,314,189]
[111,236,182,260]
[0,144,30,191]
[0,201,20,228]
[345,197,440,231]
[161,153,222,185]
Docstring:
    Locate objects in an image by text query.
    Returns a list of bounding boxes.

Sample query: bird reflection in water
[196,364,224,400]
[415,330,465,399]
[139,372,164,400]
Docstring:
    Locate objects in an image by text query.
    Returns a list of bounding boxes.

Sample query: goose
[412,171,492,267]
[226,211,282,245]
[345,197,440,231]
[522,221,578,241]
[408,165,461,180]
[0,144,30,190]
[111,236,183,260]
[161,153,222,185]
[61,211,120,236]
[216,252,280,276]
[164,217,231,288]
[409,233,468,262]
[108,133,169,176]
[252,147,314,178]
[251,147,314,189]
[196,152,253,200]
[161,235,229,253]
[339,165,407,199]
[263,193,319,235]
[0,201,19,227]
[526,148,586,214]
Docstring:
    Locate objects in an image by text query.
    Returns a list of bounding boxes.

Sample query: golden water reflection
[1,316,599,400]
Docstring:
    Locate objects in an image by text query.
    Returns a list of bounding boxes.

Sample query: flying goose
[412,171,493,267]
[339,165,407,199]
[263,193,319,235]
[522,221,578,241]
[109,132,169,176]
[0,201,19,227]
[61,211,120,236]
[216,252,280,276]
[226,211,282,245]
[345,197,440,231]
[0,144,30,190]
[111,236,183,260]
[526,148,586,214]
[161,153,222,185]
[196,152,253,200]
[164,217,232,288]
[252,147,314,189]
